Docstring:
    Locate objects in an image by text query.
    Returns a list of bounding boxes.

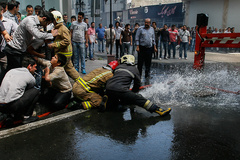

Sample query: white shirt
[0,68,35,103]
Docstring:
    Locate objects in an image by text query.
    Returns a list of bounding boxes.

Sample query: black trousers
[115,39,122,58]
[42,88,71,111]
[137,46,153,78]
[0,88,40,116]
[106,90,148,108]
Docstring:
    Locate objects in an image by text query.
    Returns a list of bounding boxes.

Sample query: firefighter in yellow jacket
[48,11,80,81]
[69,61,119,110]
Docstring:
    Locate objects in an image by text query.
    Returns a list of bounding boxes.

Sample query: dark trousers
[0,88,40,116]
[42,88,71,111]
[160,41,168,58]
[137,46,153,78]
[115,39,122,58]
[106,90,148,108]
[153,40,159,59]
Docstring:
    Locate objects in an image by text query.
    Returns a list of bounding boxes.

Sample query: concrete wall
[186,0,240,32]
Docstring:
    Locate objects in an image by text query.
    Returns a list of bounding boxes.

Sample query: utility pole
[110,0,113,55]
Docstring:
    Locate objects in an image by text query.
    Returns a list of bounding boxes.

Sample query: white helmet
[51,11,63,23]
[120,55,135,65]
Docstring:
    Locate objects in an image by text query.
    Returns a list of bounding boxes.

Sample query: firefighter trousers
[64,57,80,81]
[72,82,102,110]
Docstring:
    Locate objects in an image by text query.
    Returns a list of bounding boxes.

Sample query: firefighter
[105,55,172,116]
[68,60,119,110]
[48,11,80,81]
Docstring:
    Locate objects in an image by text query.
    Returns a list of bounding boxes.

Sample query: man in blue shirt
[135,18,157,79]
[96,23,105,53]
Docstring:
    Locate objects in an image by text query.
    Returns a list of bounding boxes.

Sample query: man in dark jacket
[159,24,170,60]
[105,55,171,116]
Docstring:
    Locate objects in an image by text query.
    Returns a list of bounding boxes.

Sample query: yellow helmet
[120,55,135,65]
[51,11,63,23]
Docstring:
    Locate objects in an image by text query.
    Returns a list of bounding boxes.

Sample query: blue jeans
[98,39,104,52]
[88,42,94,59]
[72,41,85,72]
[179,42,188,58]
[168,42,177,58]
[122,43,131,55]
[160,41,168,58]
[190,38,195,52]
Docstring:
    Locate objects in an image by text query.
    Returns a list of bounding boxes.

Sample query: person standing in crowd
[168,24,178,58]
[48,11,80,81]
[120,23,132,55]
[70,11,88,74]
[159,24,170,59]
[96,23,105,53]
[178,25,190,59]
[3,0,20,25]
[0,6,18,82]
[87,22,96,60]
[16,11,21,23]
[0,2,7,13]
[0,10,58,82]
[152,22,160,59]
[71,16,76,22]
[135,18,157,79]
[0,57,39,124]
[34,5,42,15]
[190,27,196,52]
[224,27,231,53]
[131,23,139,55]
[26,5,33,16]
[105,24,115,55]
[115,21,123,59]
[63,14,71,30]
[212,28,219,52]
[105,55,172,116]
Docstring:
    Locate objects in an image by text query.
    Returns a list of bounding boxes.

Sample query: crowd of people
[0,1,172,126]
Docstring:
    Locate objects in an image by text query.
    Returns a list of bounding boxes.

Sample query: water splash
[140,63,240,111]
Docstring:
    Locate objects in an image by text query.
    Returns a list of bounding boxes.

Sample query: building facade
[183,0,240,32]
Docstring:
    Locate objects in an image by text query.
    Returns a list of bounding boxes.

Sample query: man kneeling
[105,55,172,116]
[0,57,39,124]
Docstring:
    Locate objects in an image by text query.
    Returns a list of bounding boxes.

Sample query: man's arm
[135,28,141,52]
[1,30,12,42]
[85,30,88,48]
[26,19,57,40]
[49,29,71,49]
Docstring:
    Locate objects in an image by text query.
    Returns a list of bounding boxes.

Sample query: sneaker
[22,116,39,124]
[159,58,162,60]
[164,57,168,60]
[99,95,108,112]
[185,57,188,60]
[179,57,182,59]
[82,69,86,74]
[155,107,172,116]
[90,58,95,61]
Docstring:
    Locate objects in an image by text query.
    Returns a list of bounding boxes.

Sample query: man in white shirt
[178,25,190,59]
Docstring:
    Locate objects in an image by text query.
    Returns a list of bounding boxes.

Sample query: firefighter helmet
[120,55,135,65]
[51,11,63,23]
[103,60,119,71]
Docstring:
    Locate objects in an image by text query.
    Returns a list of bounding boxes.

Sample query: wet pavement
[1,51,240,160]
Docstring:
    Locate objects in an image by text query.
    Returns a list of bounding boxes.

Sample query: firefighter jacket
[73,68,113,110]
[106,63,141,93]
[51,23,72,57]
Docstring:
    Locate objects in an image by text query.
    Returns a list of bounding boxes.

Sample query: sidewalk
[86,45,240,72]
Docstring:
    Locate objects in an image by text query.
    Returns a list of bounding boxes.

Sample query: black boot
[99,95,108,112]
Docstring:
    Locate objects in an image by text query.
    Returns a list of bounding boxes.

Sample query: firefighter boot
[148,104,171,116]
[99,95,108,112]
